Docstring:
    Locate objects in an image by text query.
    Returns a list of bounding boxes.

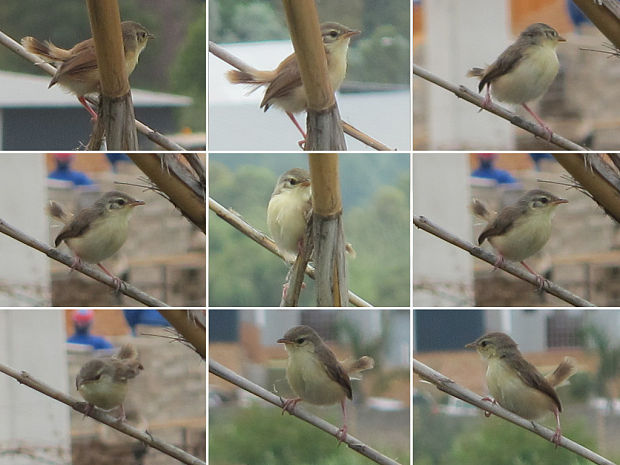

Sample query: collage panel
[208,153,410,308]
[413,1,619,151]
[209,308,410,464]
[0,308,205,464]
[413,153,619,307]
[208,0,411,151]
[413,308,620,464]
[0,2,206,151]
[0,153,206,307]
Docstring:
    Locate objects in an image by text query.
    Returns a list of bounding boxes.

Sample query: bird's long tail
[546,356,576,388]
[46,201,72,225]
[343,356,374,379]
[21,37,68,62]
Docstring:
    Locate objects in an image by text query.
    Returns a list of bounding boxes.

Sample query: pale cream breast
[267,186,311,257]
[285,346,347,405]
[486,358,556,419]
[78,373,128,410]
[66,212,132,263]
[489,209,554,261]
[491,44,560,104]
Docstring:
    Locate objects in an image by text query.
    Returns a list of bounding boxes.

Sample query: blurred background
[0,308,205,465]
[413,0,619,151]
[413,153,620,307]
[413,308,620,465]
[208,153,410,307]
[209,308,410,465]
[208,0,411,151]
[0,0,206,150]
[0,153,206,307]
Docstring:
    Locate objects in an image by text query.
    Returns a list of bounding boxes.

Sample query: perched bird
[267,168,312,262]
[76,343,143,420]
[48,191,145,290]
[227,22,360,140]
[22,21,153,119]
[467,23,565,140]
[466,332,575,446]
[277,325,374,442]
[472,189,567,288]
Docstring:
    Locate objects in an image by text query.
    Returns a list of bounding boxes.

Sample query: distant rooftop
[0,70,192,108]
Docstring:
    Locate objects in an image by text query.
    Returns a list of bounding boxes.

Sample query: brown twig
[413,215,594,307]
[412,64,587,151]
[0,217,168,307]
[0,362,204,465]
[209,197,371,307]
[210,359,401,465]
[413,358,616,465]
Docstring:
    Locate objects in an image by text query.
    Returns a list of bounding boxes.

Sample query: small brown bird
[278,325,374,442]
[472,189,567,288]
[466,332,575,446]
[22,21,153,119]
[467,23,565,140]
[76,343,143,421]
[227,22,360,139]
[48,191,144,290]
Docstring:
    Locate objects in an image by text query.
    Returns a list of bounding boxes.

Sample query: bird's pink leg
[97,263,123,292]
[336,398,348,443]
[492,254,505,271]
[481,87,492,110]
[285,111,307,148]
[520,260,548,290]
[78,96,98,120]
[522,103,553,141]
[551,406,562,447]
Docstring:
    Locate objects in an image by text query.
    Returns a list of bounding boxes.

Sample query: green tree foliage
[210,404,408,465]
[347,25,410,84]
[171,4,206,130]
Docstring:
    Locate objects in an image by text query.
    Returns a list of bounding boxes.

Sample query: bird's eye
[539,197,548,204]
[290,178,298,186]
[295,337,305,344]
[116,199,126,206]
[329,30,338,38]
[480,341,487,347]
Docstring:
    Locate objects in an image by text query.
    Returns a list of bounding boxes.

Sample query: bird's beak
[557,35,566,42]
[277,338,291,344]
[300,180,311,187]
[343,29,361,39]
[464,342,477,349]
[147,33,156,39]
[129,200,145,207]
[551,198,568,205]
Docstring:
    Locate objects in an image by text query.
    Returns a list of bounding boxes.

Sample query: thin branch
[0,217,168,307]
[0,361,205,465]
[412,64,586,151]
[208,41,393,151]
[158,310,206,359]
[0,29,189,152]
[209,359,402,465]
[413,358,616,465]
[209,197,372,307]
[413,215,594,307]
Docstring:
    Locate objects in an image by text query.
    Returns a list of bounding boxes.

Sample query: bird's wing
[76,359,105,388]
[318,345,353,400]
[478,42,525,92]
[54,206,100,246]
[513,356,563,412]
[260,53,302,110]
[477,204,524,244]
[50,45,98,87]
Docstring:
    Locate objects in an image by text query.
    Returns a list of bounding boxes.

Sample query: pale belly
[66,216,130,263]
[490,214,552,262]
[267,193,310,256]
[492,46,559,104]
[286,350,346,405]
[78,374,127,410]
